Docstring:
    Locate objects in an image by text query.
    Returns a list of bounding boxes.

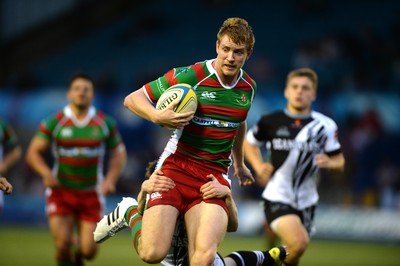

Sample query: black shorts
[263,200,316,235]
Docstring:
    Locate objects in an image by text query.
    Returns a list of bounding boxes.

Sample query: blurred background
[1,0,400,244]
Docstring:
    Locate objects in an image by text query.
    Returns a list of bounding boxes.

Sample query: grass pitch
[0,226,398,265]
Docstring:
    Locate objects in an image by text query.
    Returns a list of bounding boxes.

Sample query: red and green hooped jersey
[144,59,257,174]
[0,118,19,161]
[36,106,123,189]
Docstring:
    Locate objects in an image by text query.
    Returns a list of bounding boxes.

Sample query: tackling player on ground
[94,160,288,266]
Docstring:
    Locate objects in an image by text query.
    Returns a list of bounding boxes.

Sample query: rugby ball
[156,83,197,113]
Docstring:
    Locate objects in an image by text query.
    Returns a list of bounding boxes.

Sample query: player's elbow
[227,210,239,232]
[25,148,35,166]
[123,93,133,110]
[227,219,238,232]
[13,146,22,161]
[124,88,145,111]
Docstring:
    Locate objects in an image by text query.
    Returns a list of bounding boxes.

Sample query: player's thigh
[141,204,179,251]
[48,215,75,246]
[78,220,98,254]
[271,214,309,246]
[185,202,228,253]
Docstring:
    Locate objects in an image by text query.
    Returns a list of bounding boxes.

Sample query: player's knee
[138,245,166,264]
[54,238,73,254]
[286,236,309,262]
[190,250,216,266]
[80,245,98,260]
[296,235,309,254]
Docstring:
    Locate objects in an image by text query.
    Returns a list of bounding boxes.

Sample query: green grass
[0,226,398,265]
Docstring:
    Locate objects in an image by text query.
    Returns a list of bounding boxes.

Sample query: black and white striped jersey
[246,109,342,210]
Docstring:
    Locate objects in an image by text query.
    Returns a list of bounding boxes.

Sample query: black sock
[225,250,275,266]
[262,252,276,266]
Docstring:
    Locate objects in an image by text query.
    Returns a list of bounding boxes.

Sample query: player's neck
[69,105,90,121]
[212,60,239,87]
[286,105,311,116]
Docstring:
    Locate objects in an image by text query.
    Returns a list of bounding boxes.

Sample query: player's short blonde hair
[286,68,318,90]
[217,17,255,53]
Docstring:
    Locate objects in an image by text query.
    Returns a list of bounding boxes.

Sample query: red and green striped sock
[125,206,142,253]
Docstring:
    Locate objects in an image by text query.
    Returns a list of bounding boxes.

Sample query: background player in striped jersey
[26,73,127,266]
[244,68,345,266]
[0,118,22,213]
[119,17,256,265]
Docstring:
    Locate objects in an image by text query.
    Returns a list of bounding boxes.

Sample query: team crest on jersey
[92,127,100,136]
[276,126,290,137]
[236,94,249,106]
[61,128,73,137]
[293,119,302,127]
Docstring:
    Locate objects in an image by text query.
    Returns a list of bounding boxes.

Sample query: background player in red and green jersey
[26,73,127,266]
[0,118,22,213]
[122,17,256,265]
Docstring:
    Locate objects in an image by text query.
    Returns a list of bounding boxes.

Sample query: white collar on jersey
[284,108,312,119]
[206,59,243,89]
[63,105,96,127]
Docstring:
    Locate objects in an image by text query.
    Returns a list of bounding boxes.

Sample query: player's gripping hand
[234,164,255,186]
[200,174,230,199]
[315,153,331,169]
[101,178,117,196]
[156,100,195,129]
[42,173,61,188]
[0,177,13,195]
[142,169,175,193]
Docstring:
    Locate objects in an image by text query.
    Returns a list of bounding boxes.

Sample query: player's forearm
[0,146,22,174]
[26,151,53,180]
[243,140,264,169]
[124,88,158,123]
[328,153,345,172]
[225,192,239,232]
[137,189,147,214]
[232,121,247,166]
